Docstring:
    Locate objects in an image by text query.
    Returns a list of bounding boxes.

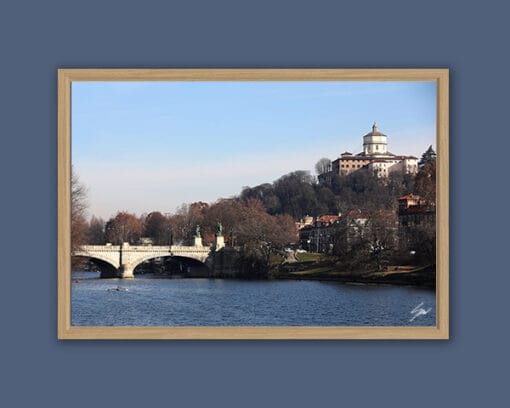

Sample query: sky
[72,81,436,220]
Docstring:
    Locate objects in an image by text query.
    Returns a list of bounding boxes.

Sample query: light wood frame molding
[58,68,449,340]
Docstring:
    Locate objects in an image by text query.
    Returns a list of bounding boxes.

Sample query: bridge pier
[119,264,134,279]
[214,235,225,250]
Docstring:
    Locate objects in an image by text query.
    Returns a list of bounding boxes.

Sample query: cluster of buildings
[299,123,436,255]
[397,193,435,245]
[298,212,363,253]
[297,192,435,254]
[318,123,419,183]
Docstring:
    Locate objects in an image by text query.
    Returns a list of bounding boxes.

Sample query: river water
[71,271,436,326]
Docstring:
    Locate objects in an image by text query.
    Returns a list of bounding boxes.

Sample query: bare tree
[143,211,171,245]
[70,167,89,270]
[71,167,88,252]
[169,202,208,245]
[87,216,105,244]
[332,209,397,272]
[104,212,143,244]
[314,157,332,175]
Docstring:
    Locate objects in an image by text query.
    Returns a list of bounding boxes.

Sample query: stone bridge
[74,235,224,278]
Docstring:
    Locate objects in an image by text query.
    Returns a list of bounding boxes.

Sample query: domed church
[324,123,419,179]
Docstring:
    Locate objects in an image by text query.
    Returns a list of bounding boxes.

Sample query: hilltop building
[318,123,419,183]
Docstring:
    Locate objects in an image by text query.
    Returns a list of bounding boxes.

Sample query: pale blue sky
[72,81,436,219]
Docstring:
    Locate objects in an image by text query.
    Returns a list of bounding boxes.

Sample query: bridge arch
[72,255,119,278]
[132,254,211,277]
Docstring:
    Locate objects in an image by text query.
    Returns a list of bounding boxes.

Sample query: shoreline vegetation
[77,261,435,289]
[76,248,435,288]
[126,251,434,288]
[269,253,435,289]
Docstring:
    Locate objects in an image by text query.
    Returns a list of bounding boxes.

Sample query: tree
[201,198,245,244]
[199,197,297,276]
[240,183,281,214]
[414,161,436,204]
[143,211,170,245]
[387,172,415,204]
[332,209,397,272]
[242,168,415,221]
[405,223,436,265]
[419,145,437,167]
[314,185,339,215]
[104,212,142,244]
[331,169,393,213]
[273,171,320,218]
[71,167,88,252]
[365,211,398,271]
[169,202,209,245]
[87,216,105,244]
[232,199,297,276]
[314,157,332,175]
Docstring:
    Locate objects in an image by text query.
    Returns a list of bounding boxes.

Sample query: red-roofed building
[316,215,340,224]
[398,193,426,210]
[298,214,342,253]
[297,209,397,254]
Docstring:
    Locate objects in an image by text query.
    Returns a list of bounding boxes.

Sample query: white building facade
[323,123,419,180]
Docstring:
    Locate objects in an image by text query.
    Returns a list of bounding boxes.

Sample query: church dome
[363,122,386,137]
[363,122,388,156]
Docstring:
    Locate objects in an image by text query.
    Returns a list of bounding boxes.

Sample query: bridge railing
[77,245,212,252]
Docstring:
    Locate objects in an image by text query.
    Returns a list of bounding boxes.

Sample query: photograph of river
[69,76,438,329]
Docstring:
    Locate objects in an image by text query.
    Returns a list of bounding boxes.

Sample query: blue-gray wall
[1,0,508,406]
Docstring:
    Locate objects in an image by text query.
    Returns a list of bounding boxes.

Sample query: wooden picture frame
[58,68,449,339]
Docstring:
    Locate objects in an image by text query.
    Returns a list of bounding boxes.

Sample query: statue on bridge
[216,222,223,237]
[195,224,201,238]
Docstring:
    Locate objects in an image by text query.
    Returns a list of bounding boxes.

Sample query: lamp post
[119,224,125,276]
[168,226,173,246]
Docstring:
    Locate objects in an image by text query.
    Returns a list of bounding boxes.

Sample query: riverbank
[270,258,435,288]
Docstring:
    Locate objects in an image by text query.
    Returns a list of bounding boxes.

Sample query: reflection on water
[71,272,436,326]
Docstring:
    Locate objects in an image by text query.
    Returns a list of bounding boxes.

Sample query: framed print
[58,68,448,339]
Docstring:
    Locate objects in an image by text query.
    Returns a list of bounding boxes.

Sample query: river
[71,271,436,326]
